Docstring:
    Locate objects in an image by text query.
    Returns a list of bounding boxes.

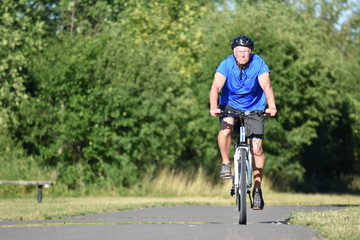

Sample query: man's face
[233,46,251,65]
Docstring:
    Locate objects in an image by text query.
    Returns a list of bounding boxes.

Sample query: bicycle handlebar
[210,110,270,117]
[223,110,267,116]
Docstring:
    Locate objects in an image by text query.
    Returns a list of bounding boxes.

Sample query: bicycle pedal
[230,188,235,196]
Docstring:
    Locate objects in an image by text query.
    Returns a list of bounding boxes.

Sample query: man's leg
[250,138,265,189]
[250,138,265,210]
[218,118,234,176]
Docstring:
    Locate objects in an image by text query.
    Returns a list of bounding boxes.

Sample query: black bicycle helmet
[231,35,254,50]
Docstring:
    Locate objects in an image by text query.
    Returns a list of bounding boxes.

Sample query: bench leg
[38,185,43,203]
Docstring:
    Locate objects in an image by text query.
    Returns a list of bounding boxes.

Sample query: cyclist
[209,35,277,210]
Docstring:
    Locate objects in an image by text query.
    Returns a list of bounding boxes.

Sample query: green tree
[54,0,128,35]
[15,0,220,189]
[285,0,360,192]
[0,0,57,180]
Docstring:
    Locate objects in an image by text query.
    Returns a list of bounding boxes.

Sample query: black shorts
[220,105,264,139]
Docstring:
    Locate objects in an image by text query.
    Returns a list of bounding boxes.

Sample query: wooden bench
[0,180,56,203]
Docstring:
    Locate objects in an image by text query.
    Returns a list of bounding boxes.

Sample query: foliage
[11,0,219,189]
[0,0,57,183]
[54,0,129,35]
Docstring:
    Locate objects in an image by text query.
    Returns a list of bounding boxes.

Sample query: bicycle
[219,109,267,225]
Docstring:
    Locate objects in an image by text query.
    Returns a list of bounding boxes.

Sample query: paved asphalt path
[0,205,345,240]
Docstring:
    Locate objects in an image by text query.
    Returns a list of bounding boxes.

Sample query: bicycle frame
[234,113,253,192]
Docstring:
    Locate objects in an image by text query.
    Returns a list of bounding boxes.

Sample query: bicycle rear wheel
[237,148,247,224]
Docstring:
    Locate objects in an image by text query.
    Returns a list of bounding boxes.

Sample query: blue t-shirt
[216,54,270,111]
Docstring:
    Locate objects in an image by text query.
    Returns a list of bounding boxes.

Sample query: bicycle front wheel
[237,148,247,224]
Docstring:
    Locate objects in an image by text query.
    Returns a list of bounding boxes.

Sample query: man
[209,35,277,210]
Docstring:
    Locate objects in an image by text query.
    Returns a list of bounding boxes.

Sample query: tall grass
[0,166,231,197]
[1,166,358,203]
[0,155,58,197]
[127,168,231,197]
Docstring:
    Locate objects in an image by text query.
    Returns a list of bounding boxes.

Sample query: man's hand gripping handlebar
[209,109,223,117]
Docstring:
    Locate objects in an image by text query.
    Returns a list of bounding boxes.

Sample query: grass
[0,196,231,221]
[287,206,360,240]
[1,193,359,221]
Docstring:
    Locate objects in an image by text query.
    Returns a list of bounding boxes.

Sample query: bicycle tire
[238,148,247,224]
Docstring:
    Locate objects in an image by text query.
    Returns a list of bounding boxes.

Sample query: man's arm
[209,72,226,116]
[258,72,277,116]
